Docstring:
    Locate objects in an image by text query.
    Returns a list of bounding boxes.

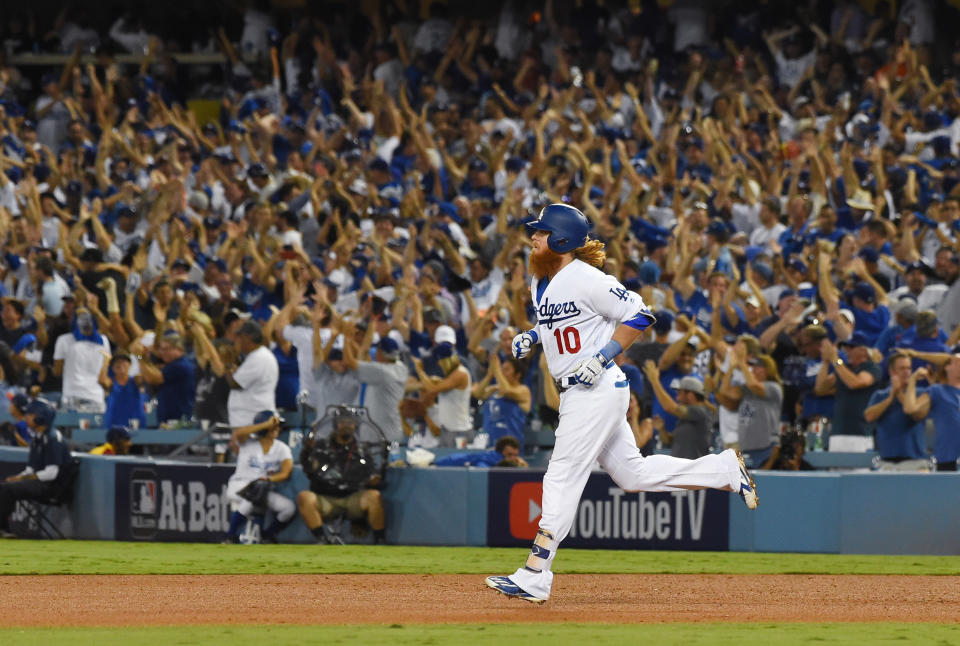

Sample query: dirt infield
[2,574,958,626]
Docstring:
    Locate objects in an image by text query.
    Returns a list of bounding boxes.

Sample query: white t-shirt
[775,49,816,89]
[471,266,505,313]
[228,437,292,489]
[748,223,787,251]
[228,345,279,427]
[531,259,654,379]
[53,332,110,406]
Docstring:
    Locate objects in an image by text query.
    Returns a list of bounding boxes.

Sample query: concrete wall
[2,447,957,554]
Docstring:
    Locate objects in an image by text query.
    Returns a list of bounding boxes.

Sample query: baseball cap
[423,308,444,324]
[744,295,761,309]
[368,158,390,173]
[677,376,705,397]
[252,410,285,425]
[247,162,269,178]
[858,247,879,263]
[434,324,456,346]
[852,281,876,304]
[106,425,132,443]
[839,331,870,347]
[433,342,455,359]
[188,191,210,211]
[7,392,29,413]
[839,308,855,325]
[787,258,808,274]
[377,336,400,359]
[751,261,774,283]
[327,348,344,361]
[905,260,931,275]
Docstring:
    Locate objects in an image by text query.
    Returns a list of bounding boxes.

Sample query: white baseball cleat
[485,575,546,604]
[735,449,759,510]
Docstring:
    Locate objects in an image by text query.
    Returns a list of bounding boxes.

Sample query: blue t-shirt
[876,323,910,358]
[157,356,196,423]
[867,387,926,459]
[480,391,527,447]
[924,384,960,463]
[652,366,690,432]
[104,379,146,429]
[849,304,891,346]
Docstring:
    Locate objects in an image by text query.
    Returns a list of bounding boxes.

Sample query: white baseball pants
[227,480,297,522]
[509,367,742,600]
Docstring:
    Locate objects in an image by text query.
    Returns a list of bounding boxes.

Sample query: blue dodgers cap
[433,342,455,359]
[839,331,870,348]
[377,336,400,358]
[247,162,268,178]
[652,309,674,335]
[106,425,132,443]
[751,261,774,282]
[252,410,284,425]
[638,260,661,285]
[858,247,879,263]
[787,258,808,274]
[852,280,876,304]
[368,157,390,173]
[7,392,29,412]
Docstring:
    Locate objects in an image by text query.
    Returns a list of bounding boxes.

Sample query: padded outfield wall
[1,448,957,554]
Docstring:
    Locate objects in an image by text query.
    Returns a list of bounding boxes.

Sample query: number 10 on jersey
[553,326,581,354]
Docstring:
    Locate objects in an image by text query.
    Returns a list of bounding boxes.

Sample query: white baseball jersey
[228,438,292,489]
[531,259,654,379]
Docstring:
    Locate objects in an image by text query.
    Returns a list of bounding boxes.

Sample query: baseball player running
[485,204,758,604]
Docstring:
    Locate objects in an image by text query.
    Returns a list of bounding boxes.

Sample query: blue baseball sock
[227,511,247,539]
[262,516,293,540]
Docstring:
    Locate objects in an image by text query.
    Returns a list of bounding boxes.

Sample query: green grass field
[3,540,960,575]
[3,623,959,646]
[2,541,959,645]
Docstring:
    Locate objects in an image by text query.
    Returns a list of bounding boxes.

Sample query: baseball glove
[237,478,273,507]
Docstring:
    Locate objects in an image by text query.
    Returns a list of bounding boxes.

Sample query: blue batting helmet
[24,398,56,430]
[526,203,589,253]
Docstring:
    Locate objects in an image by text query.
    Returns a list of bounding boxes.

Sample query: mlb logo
[508,481,543,540]
[131,480,156,515]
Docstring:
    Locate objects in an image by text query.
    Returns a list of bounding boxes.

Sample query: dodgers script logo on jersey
[537,297,581,329]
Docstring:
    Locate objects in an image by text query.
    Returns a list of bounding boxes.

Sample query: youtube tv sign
[486,469,729,550]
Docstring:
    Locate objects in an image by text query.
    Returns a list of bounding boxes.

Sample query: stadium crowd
[0,0,959,473]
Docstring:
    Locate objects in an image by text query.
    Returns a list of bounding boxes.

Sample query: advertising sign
[487,469,729,550]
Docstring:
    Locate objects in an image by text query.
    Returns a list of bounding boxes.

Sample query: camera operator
[297,408,386,544]
[761,427,814,471]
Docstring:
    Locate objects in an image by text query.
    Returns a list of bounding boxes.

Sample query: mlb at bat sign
[486,470,729,550]
[114,463,233,541]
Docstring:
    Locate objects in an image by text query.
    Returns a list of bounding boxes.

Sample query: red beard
[529,245,564,280]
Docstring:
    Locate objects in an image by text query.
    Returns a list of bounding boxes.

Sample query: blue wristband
[597,339,623,364]
[526,329,539,344]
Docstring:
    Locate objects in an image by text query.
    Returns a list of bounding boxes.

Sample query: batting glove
[511,330,539,359]
[572,352,606,387]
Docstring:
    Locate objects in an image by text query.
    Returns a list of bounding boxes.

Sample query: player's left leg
[598,418,757,507]
[261,492,297,543]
